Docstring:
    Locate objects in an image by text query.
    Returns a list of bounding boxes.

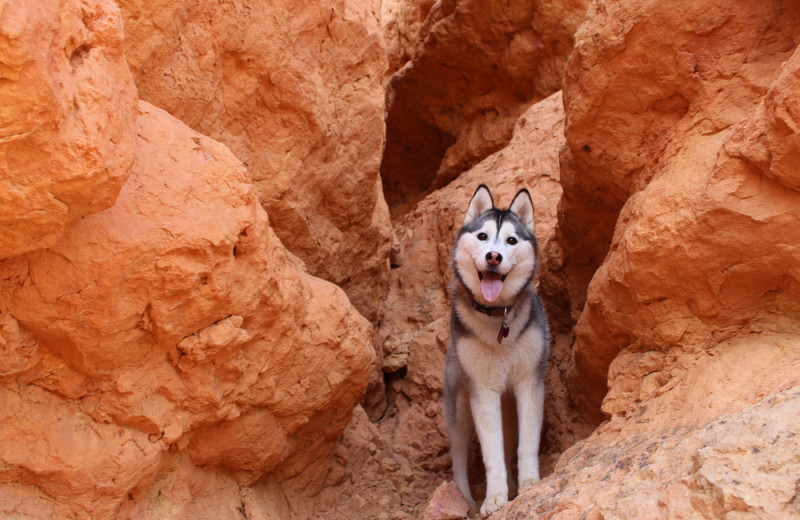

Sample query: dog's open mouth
[477,271,507,303]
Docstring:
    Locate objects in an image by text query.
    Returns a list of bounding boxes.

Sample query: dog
[444,184,550,516]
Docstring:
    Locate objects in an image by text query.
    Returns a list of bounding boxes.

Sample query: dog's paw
[518,465,540,491]
[480,494,507,517]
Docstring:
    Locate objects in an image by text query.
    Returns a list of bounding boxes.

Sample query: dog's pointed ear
[464,184,494,225]
[510,188,535,234]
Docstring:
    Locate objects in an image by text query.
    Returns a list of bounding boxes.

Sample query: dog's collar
[471,300,511,317]
[471,299,512,344]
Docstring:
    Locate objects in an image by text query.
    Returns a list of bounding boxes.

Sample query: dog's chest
[454,325,544,393]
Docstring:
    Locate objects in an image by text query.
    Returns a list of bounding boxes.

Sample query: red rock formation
[0,98,373,518]
[490,0,800,517]
[559,0,800,420]
[417,481,471,520]
[381,0,589,216]
[116,0,392,321]
[0,0,137,258]
[497,334,800,519]
[4,0,800,518]
[314,91,567,519]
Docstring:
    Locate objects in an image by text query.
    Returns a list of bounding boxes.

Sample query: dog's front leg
[470,388,507,516]
[515,377,545,489]
[448,386,476,509]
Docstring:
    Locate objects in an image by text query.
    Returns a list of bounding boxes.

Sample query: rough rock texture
[0,0,137,258]
[315,91,567,519]
[496,333,800,519]
[487,0,800,518]
[5,0,800,518]
[381,0,436,75]
[417,481,471,520]
[117,0,392,321]
[557,0,800,421]
[0,101,373,519]
[381,0,588,216]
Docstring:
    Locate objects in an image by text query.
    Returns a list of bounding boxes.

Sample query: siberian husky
[444,184,550,516]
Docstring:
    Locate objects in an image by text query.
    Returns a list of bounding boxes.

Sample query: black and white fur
[444,185,550,516]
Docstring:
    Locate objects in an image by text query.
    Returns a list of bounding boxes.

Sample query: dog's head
[453,184,537,306]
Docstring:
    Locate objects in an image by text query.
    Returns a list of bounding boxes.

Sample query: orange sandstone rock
[417,481,470,520]
[492,1,800,517]
[0,101,374,518]
[116,0,392,321]
[381,0,588,215]
[558,0,800,419]
[321,92,566,519]
[496,334,800,519]
[0,0,137,258]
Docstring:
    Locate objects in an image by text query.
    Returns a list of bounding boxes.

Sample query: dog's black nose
[486,251,502,265]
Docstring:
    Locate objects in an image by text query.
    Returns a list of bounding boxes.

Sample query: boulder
[557,0,800,419]
[0,101,374,518]
[496,334,800,519]
[116,0,392,321]
[0,0,137,258]
[417,481,470,520]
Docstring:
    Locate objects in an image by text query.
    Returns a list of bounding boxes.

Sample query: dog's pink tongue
[480,272,503,302]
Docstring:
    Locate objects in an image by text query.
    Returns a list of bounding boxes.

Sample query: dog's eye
[477,232,488,241]
[507,236,518,245]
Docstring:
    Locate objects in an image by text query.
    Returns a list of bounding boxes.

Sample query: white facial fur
[455,218,536,306]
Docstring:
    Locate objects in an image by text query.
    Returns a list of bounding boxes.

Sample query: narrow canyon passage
[1,0,800,519]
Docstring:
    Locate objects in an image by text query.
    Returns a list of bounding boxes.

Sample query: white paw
[519,476,539,490]
[480,493,507,517]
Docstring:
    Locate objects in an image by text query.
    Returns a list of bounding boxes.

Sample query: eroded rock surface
[117,0,392,321]
[0,0,137,258]
[491,0,800,518]
[496,334,800,519]
[557,0,800,420]
[0,101,373,519]
[381,0,588,216]
[381,0,437,75]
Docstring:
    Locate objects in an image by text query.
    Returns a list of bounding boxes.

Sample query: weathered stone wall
[3,0,800,518]
[381,0,589,216]
[494,0,800,517]
[558,0,800,420]
[0,0,137,258]
[0,2,374,513]
[117,0,392,322]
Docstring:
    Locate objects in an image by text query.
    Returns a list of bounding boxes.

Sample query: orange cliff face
[497,0,800,517]
[0,0,374,513]
[3,0,800,519]
[116,0,393,323]
[0,0,137,258]
[0,98,375,518]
